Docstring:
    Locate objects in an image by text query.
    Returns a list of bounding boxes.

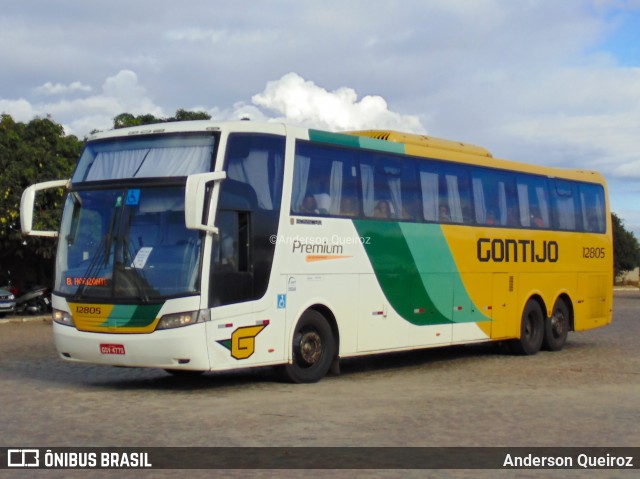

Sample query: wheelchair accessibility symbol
[126,189,141,205]
[277,294,286,309]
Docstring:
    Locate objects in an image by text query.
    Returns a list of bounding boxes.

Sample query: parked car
[0,287,16,317]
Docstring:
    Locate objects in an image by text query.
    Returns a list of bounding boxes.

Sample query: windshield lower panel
[56,186,201,301]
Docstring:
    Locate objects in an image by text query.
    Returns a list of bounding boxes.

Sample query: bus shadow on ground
[71,342,503,391]
[93,337,599,391]
[5,337,593,392]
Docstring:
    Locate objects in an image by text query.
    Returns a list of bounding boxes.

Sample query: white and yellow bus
[21,121,612,382]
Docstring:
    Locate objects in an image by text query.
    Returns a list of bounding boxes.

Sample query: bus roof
[84,120,606,186]
[345,130,493,158]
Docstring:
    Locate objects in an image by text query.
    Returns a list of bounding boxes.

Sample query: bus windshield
[72,133,216,183]
[53,132,218,301]
[56,186,202,301]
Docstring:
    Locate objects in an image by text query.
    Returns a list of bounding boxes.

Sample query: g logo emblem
[218,324,267,360]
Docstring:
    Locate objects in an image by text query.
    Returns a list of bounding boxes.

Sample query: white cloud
[0,98,35,122]
[1,70,164,136]
[165,27,283,47]
[34,81,92,96]
[2,71,424,140]
[250,73,425,133]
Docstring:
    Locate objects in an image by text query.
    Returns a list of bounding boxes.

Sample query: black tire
[283,310,336,384]
[509,299,544,355]
[542,299,570,351]
[30,298,49,315]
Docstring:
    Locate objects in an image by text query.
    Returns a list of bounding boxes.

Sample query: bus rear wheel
[283,310,336,384]
[543,299,570,351]
[509,299,544,355]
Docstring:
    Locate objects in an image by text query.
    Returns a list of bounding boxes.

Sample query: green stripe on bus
[101,304,163,328]
[354,220,490,325]
[400,222,490,324]
[309,129,406,155]
[358,136,406,154]
[354,220,452,326]
[309,130,361,148]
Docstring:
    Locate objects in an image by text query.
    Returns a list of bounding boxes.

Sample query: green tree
[612,212,640,278]
[113,109,211,129]
[0,114,82,286]
[173,108,211,121]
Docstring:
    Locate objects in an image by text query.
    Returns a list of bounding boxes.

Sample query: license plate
[100,344,125,355]
[0,302,11,308]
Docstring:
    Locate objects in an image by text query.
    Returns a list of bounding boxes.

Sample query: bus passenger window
[292,141,358,217]
[225,134,285,211]
[360,153,419,221]
[471,168,518,227]
[579,183,606,233]
[550,179,579,231]
[517,175,551,229]
[440,169,472,224]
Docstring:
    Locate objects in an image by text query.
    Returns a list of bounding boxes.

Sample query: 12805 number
[582,247,605,259]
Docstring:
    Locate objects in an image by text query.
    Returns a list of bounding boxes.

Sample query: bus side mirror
[20,179,69,237]
[185,171,227,234]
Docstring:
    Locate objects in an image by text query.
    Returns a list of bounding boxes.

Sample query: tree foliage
[0,109,210,287]
[612,212,640,278]
[0,114,82,286]
[113,108,211,129]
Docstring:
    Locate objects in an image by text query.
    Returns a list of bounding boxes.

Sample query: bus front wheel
[542,299,570,351]
[283,310,336,384]
[510,299,544,355]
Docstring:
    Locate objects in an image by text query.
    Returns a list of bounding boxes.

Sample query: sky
[1,0,640,237]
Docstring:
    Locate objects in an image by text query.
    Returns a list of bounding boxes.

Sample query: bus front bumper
[53,322,210,371]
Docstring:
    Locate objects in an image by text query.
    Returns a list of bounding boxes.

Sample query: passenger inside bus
[439,204,451,222]
[340,196,359,217]
[374,200,392,218]
[299,195,319,214]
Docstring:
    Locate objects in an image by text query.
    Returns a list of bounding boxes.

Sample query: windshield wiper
[73,234,108,300]
[74,195,121,300]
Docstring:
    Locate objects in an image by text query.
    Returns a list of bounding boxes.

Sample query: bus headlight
[156,309,210,330]
[53,309,75,327]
